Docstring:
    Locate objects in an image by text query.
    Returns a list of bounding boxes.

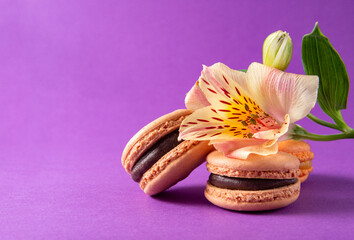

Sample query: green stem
[329,110,352,133]
[307,113,341,131]
[291,125,354,141]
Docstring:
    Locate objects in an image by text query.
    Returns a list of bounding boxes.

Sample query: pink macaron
[122,109,214,195]
[278,140,314,183]
[204,151,301,211]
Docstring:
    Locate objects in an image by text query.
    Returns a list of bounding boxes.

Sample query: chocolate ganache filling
[131,130,182,182]
[209,173,297,191]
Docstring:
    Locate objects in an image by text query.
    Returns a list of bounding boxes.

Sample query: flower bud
[263,30,293,71]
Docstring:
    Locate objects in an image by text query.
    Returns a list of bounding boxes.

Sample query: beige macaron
[204,151,301,211]
[122,109,214,195]
[278,140,314,183]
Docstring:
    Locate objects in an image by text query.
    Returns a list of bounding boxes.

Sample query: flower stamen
[241,121,248,126]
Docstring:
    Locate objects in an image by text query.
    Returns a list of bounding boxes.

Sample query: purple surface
[1,0,354,239]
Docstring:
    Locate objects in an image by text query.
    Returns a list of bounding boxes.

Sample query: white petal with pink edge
[185,83,210,110]
[246,62,319,123]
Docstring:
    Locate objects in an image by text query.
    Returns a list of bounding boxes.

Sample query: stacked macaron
[204,151,301,211]
[278,140,314,183]
[121,109,214,195]
[121,114,308,211]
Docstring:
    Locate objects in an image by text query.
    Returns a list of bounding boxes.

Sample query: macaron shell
[300,166,313,175]
[278,140,314,162]
[278,140,314,183]
[141,141,214,195]
[278,139,311,152]
[300,160,312,169]
[204,179,300,211]
[122,109,192,173]
[299,174,309,183]
[299,166,313,183]
[207,151,300,179]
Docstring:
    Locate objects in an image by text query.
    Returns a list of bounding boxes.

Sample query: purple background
[1,0,354,239]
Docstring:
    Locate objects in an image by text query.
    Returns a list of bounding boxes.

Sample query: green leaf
[302,23,350,117]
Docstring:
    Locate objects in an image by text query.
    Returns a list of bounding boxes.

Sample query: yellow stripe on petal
[198,65,265,128]
[179,106,251,141]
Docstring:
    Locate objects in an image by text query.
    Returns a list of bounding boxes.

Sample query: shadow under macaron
[151,174,354,215]
[277,173,354,216]
[152,185,210,206]
[230,174,354,215]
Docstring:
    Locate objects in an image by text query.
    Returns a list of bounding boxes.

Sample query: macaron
[278,140,314,183]
[122,109,214,195]
[204,151,301,211]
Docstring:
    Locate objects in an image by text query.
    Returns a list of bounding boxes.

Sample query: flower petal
[199,64,248,107]
[212,138,267,154]
[213,139,278,159]
[198,64,263,123]
[185,63,248,111]
[179,106,249,141]
[253,114,290,140]
[185,82,210,110]
[211,63,249,92]
[246,62,319,123]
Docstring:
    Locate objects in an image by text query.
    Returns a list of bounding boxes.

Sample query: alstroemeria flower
[179,62,319,159]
